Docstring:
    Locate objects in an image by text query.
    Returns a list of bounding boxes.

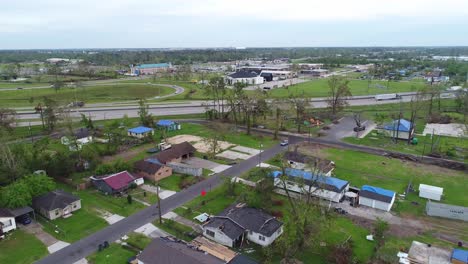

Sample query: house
[91,171,141,195]
[382,119,414,140]
[284,151,335,175]
[359,185,396,212]
[156,120,181,131]
[60,128,94,151]
[149,142,196,165]
[133,160,172,182]
[137,237,225,264]
[0,208,16,234]
[271,168,349,203]
[203,204,283,247]
[419,184,444,201]
[451,249,468,264]
[225,71,264,85]
[130,63,172,76]
[407,240,451,264]
[127,126,154,139]
[32,190,81,220]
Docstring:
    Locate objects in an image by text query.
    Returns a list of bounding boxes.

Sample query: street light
[258,143,263,167]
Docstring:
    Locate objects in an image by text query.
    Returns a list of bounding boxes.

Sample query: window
[259,235,265,241]
[2,219,12,228]
[206,229,215,237]
[55,210,59,216]
[73,204,77,208]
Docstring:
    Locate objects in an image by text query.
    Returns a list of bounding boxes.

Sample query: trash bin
[411,137,418,145]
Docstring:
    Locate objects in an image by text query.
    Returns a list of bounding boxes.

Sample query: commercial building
[225,71,264,85]
[130,63,171,76]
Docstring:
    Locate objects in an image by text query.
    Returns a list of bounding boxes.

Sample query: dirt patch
[166,134,235,153]
[348,214,423,238]
[166,134,202,144]
[101,144,149,163]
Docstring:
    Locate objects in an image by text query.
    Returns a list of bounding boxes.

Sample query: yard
[0,230,48,264]
[157,174,200,192]
[343,130,468,162]
[154,219,196,242]
[87,243,136,264]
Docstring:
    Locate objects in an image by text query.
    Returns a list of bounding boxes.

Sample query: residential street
[34,137,297,264]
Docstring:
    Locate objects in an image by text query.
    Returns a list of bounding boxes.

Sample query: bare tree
[407,89,425,144]
[326,76,351,118]
[289,92,309,133]
[0,108,17,131]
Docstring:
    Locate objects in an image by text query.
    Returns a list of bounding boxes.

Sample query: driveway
[321,116,373,141]
[182,157,221,170]
[22,222,58,247]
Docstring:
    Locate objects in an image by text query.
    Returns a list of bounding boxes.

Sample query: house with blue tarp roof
[270,168,349,203]
[359,185,396,212]
[382,118,414,140]
[127,126,154,139]
[156,120,181,131]
[451,248,468,264]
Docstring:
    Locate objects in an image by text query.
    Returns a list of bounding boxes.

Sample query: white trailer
[375,93,401,101]
[419,184,443,201]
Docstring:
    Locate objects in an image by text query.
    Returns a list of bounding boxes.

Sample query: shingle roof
[271,169,349,193]
[101,171,135,190]
[383,119,412,132]
[0,208,14,217]
[152,142,196,164]
[138,237,224,264]
[228,71,258,79]
[32,190,80,211]
[134,160,162,174]
[360,185,395,203]
[128,126,153,134]
[206,205,283,239]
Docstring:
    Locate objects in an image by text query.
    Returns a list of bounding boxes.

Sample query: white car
[280,140,289,146]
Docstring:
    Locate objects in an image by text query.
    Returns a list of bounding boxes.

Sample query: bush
[270,210,283,218]
[272,199,284,206]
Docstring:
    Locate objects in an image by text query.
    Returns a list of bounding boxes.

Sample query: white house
[32,190,81,220]
[0,208,16,234]
[359,185,396,212]
[225,71,264,85]
[203,204,283,247]
[271,168,349,203]
[419,184,443,201]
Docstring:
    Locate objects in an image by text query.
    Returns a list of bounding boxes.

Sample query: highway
[14,92,456,127]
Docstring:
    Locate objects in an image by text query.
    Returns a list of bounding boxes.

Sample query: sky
[1,0,468,49]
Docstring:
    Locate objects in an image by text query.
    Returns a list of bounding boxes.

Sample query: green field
[321,148,468,216]
[0,83,174,107]
[264,79,425,98]
[0,230,48,264]
[87,243,136,264]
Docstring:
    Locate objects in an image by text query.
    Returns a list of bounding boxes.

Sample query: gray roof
[32,190,80,211]
[205,205,283,239]
[138,237,224,264]
[228,71,258,79]
[229,255,258,264]
[7,206,34,217]
[359,190,393,203]
[284,152,334,172]
[0,208,14,217]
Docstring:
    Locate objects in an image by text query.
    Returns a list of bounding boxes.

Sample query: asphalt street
[35,137,297,264]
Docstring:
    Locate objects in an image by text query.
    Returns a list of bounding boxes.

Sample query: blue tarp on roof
[452,249,468,263]
[157,120,175,126]
[146,158,162,165]
[128,126,153,134]
[383,119,412,132]
[361,185,395,198]
[136,63,170,69]
[271,168,348,190]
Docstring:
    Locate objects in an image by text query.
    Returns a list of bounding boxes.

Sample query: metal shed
[419,184,444,201]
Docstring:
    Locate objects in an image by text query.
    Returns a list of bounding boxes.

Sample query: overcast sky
[1,0,468,49]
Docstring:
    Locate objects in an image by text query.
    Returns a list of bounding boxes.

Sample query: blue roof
[146,158,162,165]
[157,120,175,126]
[383,119,412,132]
[361,185,395,198]
[271,168,349,190]
[128,126,153,134]
[452,249,468,262]
[137,63,170,69]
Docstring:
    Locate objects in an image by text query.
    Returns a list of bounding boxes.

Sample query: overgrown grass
[126,232,152,250]
[87,243,136,264]
[0,230,48,264]
[154,219,196,242]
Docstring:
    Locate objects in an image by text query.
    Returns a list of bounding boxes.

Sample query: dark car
[17,87,23,90]
[17,214,32,225]
[334,207,347,215]
[353,126,366,132]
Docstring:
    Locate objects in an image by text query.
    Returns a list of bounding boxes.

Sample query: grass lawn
[128,187,158,205]
[87,243,136,264]
[154,219,196,242]
[343,130,468,162]
[126,232,152,250]
[0,230,48,264]
[263,79,425,98]
[320,148,467,216]
[0,83,174,107]
[38,208,108,242]
[158,174,200,192]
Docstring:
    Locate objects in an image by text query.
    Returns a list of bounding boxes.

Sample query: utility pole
[156,182,162,224]
[258,143,263,167]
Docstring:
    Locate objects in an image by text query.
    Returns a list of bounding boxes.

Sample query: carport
[9,206,36,222]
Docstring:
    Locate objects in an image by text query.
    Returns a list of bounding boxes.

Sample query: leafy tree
[326,76,352,118]
[95,159,131,175]
[373,218,389,248]
[138,99,154,127]
[80,113,94,130]
[0,181,31,208]
[43,97,60,132]
[22,174,56,198]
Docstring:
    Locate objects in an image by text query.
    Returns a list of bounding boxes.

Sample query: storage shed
[419,184,444,201]
[156,120,181,131]
[382,119,414,140]
[127,126,154,139]
[359,185,396,212]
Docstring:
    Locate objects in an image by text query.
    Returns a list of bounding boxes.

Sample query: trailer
[375,93,401,101]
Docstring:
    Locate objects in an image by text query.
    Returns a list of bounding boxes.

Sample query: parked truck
[375,93,402,101]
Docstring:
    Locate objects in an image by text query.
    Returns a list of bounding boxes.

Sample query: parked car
[16,87,23,90]
[353,126,366,132]
[334,207,347,215]
[17,214,32,225]
[280,140,289,146]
